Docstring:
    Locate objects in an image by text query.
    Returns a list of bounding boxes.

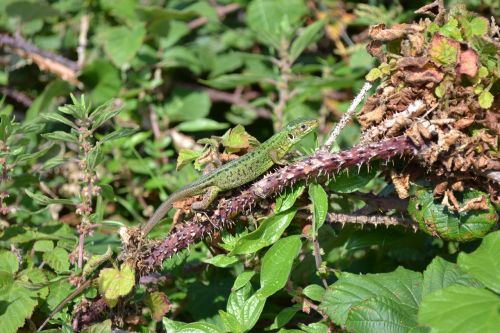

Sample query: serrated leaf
[366,68,383,81]
[423,257,481,297]
[43,247,70,273]
[0,251,19,274]
[347,296,419,333]
[457,231,500,293]
[257,235,302,298]
[98,264,135,304]
[408,188,497,241]
[42,131,78,143]
[309,184,328,235]
[320,267,422,326]
[303,284,325,302]
[0,283,38,333]
[145,291,171,322]
[478,90,493,109]
[176,149,201,170]
[230,208,297,255]
[418,285,500,333]
[290,20,325,62]
[462,17,489,39]
[428,34,460,66]
[33,240,54,252]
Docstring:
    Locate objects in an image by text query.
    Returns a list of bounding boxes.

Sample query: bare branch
[322,82,372,151]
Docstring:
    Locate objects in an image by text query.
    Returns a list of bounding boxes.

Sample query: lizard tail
[141,198,174,236]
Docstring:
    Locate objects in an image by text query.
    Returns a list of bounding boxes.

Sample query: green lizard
[142,118,319,236]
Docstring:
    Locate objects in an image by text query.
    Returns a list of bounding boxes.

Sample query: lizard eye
[288,133,294,140]
[300,124,307,130]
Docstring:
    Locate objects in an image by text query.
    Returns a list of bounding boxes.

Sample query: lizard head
[285,118,319,144]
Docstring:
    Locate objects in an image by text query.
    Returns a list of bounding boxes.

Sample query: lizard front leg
[191,186,221,210]
[269,149,288,165]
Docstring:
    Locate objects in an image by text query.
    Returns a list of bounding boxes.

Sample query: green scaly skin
[142,118,319,236]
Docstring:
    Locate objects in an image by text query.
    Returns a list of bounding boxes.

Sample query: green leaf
[428,34,459,66]
[90,103,121,130]
[42,130,78,143]
[290,20,325,62]
[418,285,500,333]
[98,264,135,304]
[25,189,74,206]
[164,90,211,122]
[231,209,297,255]
[145,291,171,322]
[40,111,76,128]
[201,74,268,90]
[80,60,121,104]
[6,1,59,22]
[176,118,229,132]
[246,0,308,48]
[220,310,243,333]
[43,247,70,273]
[221,124,258,153]
[176,149,201,170]
[347,296,419,333]
[166,321,225,333]
[14,142,55,164]
[0,271,14,296]
[303,284,325,302]
[33,240,54,252]
[328,166,377,193]
[232,271,256,291]
[478,90,493,109]
[0,283,38,333]
[320,267,422,326]
[457,231,500,293]
[99,24,146,67]
[268,304,301,330]
[423,257,481,297]
[308,184,328,235]
[408,188,497,241]
[366,68,383,82]
[81,319,112,333]
[203,255,239,268]
[26,80,71,120]
[99,128,137,143]
[462,17,489,39]
[0,251,19,274]
[257,235,301,298]
[241,294,266,330]
[275,185,305,213]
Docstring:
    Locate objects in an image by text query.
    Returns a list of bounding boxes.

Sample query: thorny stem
[136,135,418,272]
[322,81,372,151]
[0,140,11,215]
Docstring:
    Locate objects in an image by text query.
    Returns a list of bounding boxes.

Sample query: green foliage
[408,188,497,241]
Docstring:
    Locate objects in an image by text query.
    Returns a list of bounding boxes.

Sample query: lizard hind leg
[191,186,221,210]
